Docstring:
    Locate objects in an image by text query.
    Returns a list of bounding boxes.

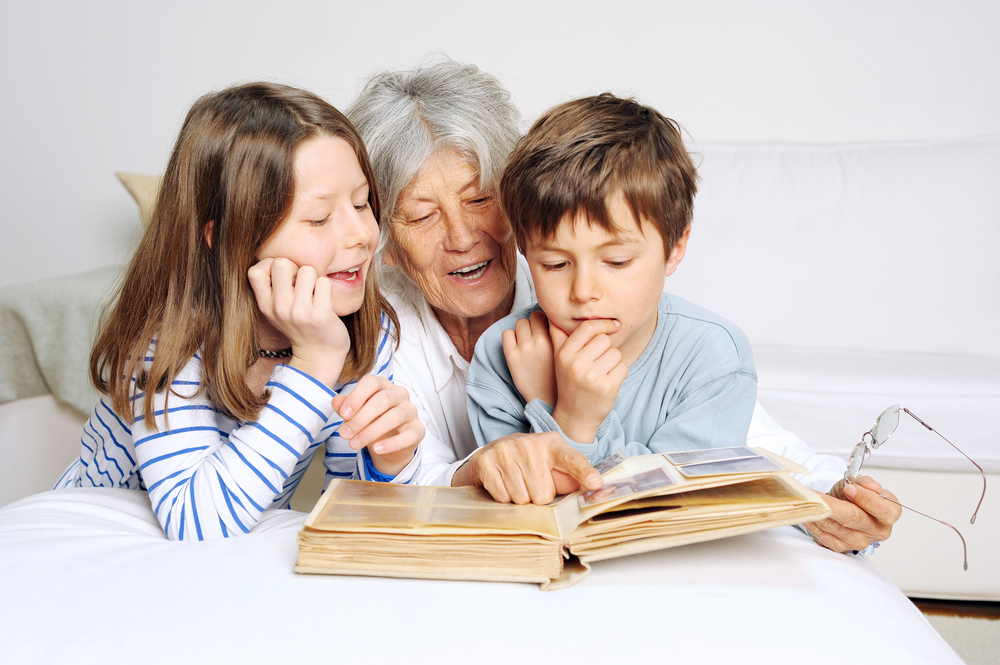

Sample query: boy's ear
[203,220,215,250]
[664,225,691,277]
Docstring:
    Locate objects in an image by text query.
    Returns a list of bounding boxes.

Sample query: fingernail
[350,437,361,449]
[340,425,352,439]
[844,483,857,498]
[373,444,383,454]
[340,406,353,419]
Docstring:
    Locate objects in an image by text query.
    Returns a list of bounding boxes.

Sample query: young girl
[54,82,424,540]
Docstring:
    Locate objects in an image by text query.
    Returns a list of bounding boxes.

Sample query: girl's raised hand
[332,375,424,477]
[249,257,350,387]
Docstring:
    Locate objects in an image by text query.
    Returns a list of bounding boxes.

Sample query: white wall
[2,0,998,290]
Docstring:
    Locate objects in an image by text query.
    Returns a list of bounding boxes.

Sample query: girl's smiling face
[256,134,379,317]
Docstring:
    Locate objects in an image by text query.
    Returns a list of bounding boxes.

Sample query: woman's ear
[203,220,215,249]
[664,225,691,277]
[383,247,397,267]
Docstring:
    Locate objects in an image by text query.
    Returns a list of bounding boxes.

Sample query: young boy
[465,93,757,464]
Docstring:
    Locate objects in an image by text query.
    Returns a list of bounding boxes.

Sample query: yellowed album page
[304,480,560,538]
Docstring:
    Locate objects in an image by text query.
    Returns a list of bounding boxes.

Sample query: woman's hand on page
[453,431,603,505]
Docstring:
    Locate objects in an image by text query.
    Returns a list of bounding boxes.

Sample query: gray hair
[346,57,522,260]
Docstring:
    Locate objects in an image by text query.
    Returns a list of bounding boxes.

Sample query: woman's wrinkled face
[387,151,517,322]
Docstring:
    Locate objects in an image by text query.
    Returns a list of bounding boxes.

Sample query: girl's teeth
[333,267,360,280]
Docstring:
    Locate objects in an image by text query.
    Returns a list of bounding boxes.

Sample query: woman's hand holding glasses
[810,405,986,570]
[803,475,902,555]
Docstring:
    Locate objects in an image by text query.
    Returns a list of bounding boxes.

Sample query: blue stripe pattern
[52,320,418,539]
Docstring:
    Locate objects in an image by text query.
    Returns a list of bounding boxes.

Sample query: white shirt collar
[394,253,535,394]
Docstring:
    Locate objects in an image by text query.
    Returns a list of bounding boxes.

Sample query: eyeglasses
[846,405,987,570]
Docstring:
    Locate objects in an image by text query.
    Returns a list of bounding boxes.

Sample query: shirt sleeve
[522,363,758,464]
[746,400,844,493]
[401,373,466,487]
[132,355,338,541]
[466,315,536,448]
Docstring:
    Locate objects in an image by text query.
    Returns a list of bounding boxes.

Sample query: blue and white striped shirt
[54,315,420,540]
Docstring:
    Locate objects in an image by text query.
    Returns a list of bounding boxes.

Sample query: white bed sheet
[0,488,961,665]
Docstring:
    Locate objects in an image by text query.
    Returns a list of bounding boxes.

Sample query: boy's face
[524,194,689,366]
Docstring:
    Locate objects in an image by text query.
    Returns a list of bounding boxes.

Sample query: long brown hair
[91,82,397,427]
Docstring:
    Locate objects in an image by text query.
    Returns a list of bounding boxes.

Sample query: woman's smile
[449,259,491,281]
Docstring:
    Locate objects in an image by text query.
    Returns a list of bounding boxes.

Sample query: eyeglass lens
[846,442,868,480]
[870,405,900,448]
[846,405,901,480]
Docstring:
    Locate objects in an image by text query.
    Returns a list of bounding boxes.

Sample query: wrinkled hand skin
[453,431,603,505]
[804,475,901,552]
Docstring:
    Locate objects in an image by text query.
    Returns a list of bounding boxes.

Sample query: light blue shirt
[466,293,758,463]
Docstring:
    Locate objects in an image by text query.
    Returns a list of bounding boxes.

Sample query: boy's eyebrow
[533,234,640,252]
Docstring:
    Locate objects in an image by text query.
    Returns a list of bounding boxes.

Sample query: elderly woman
[346,59,899,554]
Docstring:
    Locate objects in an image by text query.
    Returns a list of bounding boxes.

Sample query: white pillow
[114,171,161,226]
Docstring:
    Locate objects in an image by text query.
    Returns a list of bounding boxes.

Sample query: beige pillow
[115,171,162,226]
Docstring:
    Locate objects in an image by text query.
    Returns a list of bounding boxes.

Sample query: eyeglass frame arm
[901,408,986,525]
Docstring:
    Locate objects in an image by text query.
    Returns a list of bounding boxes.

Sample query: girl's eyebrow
[306,178,369,202]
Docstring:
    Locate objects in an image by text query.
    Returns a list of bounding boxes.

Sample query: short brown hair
[92,82,396,426]
[501,93,697,257]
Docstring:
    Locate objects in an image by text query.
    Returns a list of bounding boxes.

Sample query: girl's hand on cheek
[249,257,349,387]
[332,375,424,476]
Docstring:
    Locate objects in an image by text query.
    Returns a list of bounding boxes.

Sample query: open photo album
[295,447,832,589]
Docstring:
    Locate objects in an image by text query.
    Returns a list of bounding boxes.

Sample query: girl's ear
[203,220,215,249]
[664,225,691,277]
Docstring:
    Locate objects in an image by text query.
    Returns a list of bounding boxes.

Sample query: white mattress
[755,346,1000,473]
[0,488,963,664]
